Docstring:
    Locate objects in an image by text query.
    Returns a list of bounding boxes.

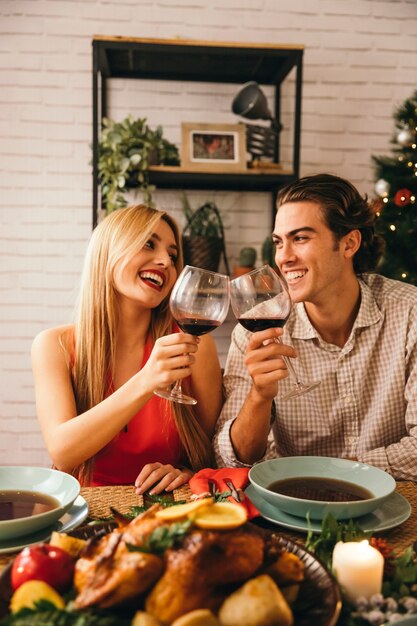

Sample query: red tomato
[11,543,75,591]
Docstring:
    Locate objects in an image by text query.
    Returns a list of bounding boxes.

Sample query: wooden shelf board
[93,35,304,51]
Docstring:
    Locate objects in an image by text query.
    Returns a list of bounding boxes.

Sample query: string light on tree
[397,127,414,146]
[375,178,390,197]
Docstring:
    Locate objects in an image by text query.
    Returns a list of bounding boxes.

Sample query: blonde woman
[32,205,223,493]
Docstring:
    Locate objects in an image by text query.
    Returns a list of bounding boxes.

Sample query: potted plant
[182,195,230,274]
[98,115,180,212]
[233,247,257,277]
[262,235,277,269]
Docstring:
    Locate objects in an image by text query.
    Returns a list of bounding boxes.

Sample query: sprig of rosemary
[127,496,186,519]
[87,495,186,524]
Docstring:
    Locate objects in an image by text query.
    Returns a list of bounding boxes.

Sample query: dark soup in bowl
[267,477,374,502]
[0,490,60,521]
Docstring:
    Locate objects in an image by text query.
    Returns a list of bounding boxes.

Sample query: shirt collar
[290,277,383,340]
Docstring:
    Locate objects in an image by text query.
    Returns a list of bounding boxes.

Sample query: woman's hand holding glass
[155,265,230,405]
[142,332,200,395]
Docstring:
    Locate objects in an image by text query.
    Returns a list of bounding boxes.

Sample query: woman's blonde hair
[67,204,214,484]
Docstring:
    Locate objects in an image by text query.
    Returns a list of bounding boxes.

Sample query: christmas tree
[372,89,417,286]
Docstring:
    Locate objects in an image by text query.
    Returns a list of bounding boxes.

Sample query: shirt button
[343,395,353,406]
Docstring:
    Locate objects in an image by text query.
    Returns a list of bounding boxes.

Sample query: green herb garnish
[382,546,417,598]
[143,493,186,508]
[126,505,146,517]
[126,519,193,555]
[127,496,186,518]
[86,495,187,524]
[0,601,131,626]
[305,513,371,570]
[211,490,232,503]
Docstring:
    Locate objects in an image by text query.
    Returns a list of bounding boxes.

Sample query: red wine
[176,318,221,336]
[238,317,288,332]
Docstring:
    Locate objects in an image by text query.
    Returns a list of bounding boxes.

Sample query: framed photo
[181,123,247,172]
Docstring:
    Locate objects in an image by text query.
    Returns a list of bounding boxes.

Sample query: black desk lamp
[232,81,281,162]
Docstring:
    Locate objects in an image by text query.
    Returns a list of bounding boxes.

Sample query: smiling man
[214,173,417,481]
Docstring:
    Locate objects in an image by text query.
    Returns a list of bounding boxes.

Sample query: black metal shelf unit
[92,36,304,228]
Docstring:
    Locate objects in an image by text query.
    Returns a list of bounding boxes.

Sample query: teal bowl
[249,457,396,520]
[0,466,80,540]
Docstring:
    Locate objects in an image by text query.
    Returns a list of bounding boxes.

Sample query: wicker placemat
[380,481,417,553]
[79,484,192,519]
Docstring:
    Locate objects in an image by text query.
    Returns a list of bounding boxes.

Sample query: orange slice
[193,502,247,530]
[155,497,214,521]
[10,580,65,613]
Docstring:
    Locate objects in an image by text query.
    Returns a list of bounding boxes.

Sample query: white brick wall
[1,0,417,467]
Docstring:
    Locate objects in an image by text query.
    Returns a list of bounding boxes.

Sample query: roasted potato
[262,550,305,603]
[279,584,300,605]
[171,608,221,626]
[263,551,305,586]
[131,610,164,626]
[49,531,87,558]
[218,574,293,626]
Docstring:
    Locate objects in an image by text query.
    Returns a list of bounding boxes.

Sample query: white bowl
[249,457,396,520]
[0,466,80,540]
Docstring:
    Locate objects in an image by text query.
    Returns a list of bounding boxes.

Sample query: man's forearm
[230,386,274,464]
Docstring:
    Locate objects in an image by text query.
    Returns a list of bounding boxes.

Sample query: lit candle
[332,540,384,602]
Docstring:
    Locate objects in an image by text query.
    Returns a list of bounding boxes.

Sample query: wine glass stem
[171,379,183,395]
[274,338,303,387]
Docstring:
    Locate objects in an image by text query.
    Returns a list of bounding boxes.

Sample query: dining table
[1,479,416,573]
[0,480,416,625]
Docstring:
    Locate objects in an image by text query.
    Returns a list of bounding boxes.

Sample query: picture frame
[181,122,247,172]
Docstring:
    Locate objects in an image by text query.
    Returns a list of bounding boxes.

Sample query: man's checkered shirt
[214,274,417,481]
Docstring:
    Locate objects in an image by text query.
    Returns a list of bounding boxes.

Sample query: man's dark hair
[277,173,385,274]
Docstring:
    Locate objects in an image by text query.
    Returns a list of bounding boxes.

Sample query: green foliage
[306,516,417,626]
[305,513,371,571]
[0,601,130,625]
[372,89,417,285]
[126,519,193,555]
[212,490,232,502]
[382,546,417,598]
[261,236,277,268]
[182,195,224,238]
[98,115,179,212]
[239,247,257,267]
[128,494,186,517]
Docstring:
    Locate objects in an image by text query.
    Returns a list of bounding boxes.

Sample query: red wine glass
[230,264,320,400]
[154,265,230,405]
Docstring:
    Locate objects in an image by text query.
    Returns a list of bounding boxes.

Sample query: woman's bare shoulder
[32,324,74,353]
